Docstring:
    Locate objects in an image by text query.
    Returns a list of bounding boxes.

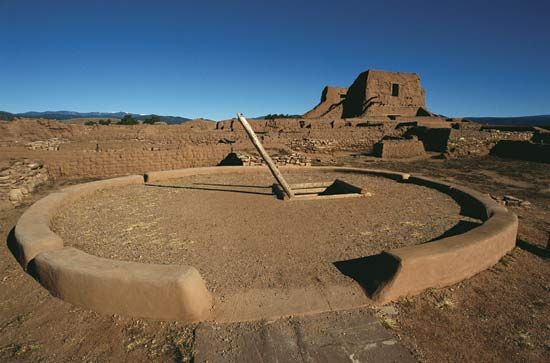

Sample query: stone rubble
[447,125,533,158]
[490,194,531,208]
[290,138,337,153]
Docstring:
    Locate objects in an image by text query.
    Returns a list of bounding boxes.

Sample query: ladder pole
[236,113,294,198]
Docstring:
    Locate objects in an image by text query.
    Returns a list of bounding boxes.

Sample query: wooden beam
[237,113,294,198]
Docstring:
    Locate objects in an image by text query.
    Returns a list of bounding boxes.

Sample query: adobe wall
[405,127,452,152]
[12,166,517,320]
[0,118,539,183]
[373,139,426,159]
[0,146,231,179]
[343,70,426,118]
[303,70,428,119]
[0,119,403,180]
[302,86,347,119]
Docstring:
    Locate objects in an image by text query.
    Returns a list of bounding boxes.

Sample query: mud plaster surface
[52,170,478,295]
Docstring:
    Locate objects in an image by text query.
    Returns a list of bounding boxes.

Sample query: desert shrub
[118,115,138,125]
[0,111,15,121]
[264,114,302,120]
[143,115,161,125]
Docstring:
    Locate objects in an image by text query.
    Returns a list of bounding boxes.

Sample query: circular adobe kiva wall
[12,166,518,322]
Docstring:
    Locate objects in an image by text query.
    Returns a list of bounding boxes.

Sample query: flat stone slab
[194,309,414,362]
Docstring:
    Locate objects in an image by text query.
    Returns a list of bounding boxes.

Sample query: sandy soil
[52,170,474,294]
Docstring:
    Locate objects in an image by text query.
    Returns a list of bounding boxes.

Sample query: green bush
[264,114,302,120]
[143,115,161,125]
[118,115,138,125]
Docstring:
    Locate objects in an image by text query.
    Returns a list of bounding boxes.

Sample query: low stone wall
[0,159,50,209]
[373,176,518,302]
[13,175,212,321]
[219,151,311,166]
[34,247,212,321]
[446,124,533,158]
[146,166,517,307]
[12,166,518,321]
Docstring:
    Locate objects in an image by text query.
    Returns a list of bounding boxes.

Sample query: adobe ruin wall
[343,70,427,118]
[0,116,539,186]
[303,70,429,119]
[446,123,533,158]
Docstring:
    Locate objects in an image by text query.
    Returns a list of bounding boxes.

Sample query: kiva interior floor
[52,170,480,297]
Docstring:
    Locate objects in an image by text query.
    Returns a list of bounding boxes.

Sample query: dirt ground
[0,183,196,362]
[1,156,549,362]
[345,156,550,363]
[52,170,474,295]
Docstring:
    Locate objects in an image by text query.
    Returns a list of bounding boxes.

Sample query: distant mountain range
[465,115,550,126]
[1,110,550,126]
[0,110,191,124]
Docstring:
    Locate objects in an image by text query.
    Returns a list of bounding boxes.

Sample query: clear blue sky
[1,0,549,120]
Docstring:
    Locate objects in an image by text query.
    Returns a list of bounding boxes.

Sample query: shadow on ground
[427,220,482,242]
[516,239,549,258]
[334,253,399,297]
[192,182,272,189]
[334,219,484,297]
[6,227,19,265]
[144,183,273,196]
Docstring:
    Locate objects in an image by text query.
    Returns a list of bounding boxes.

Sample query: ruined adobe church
[303,70,431,119]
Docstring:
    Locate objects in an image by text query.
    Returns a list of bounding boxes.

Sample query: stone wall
[219,152,311,167]
[0,159,50,209]
[446,124,533,158]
